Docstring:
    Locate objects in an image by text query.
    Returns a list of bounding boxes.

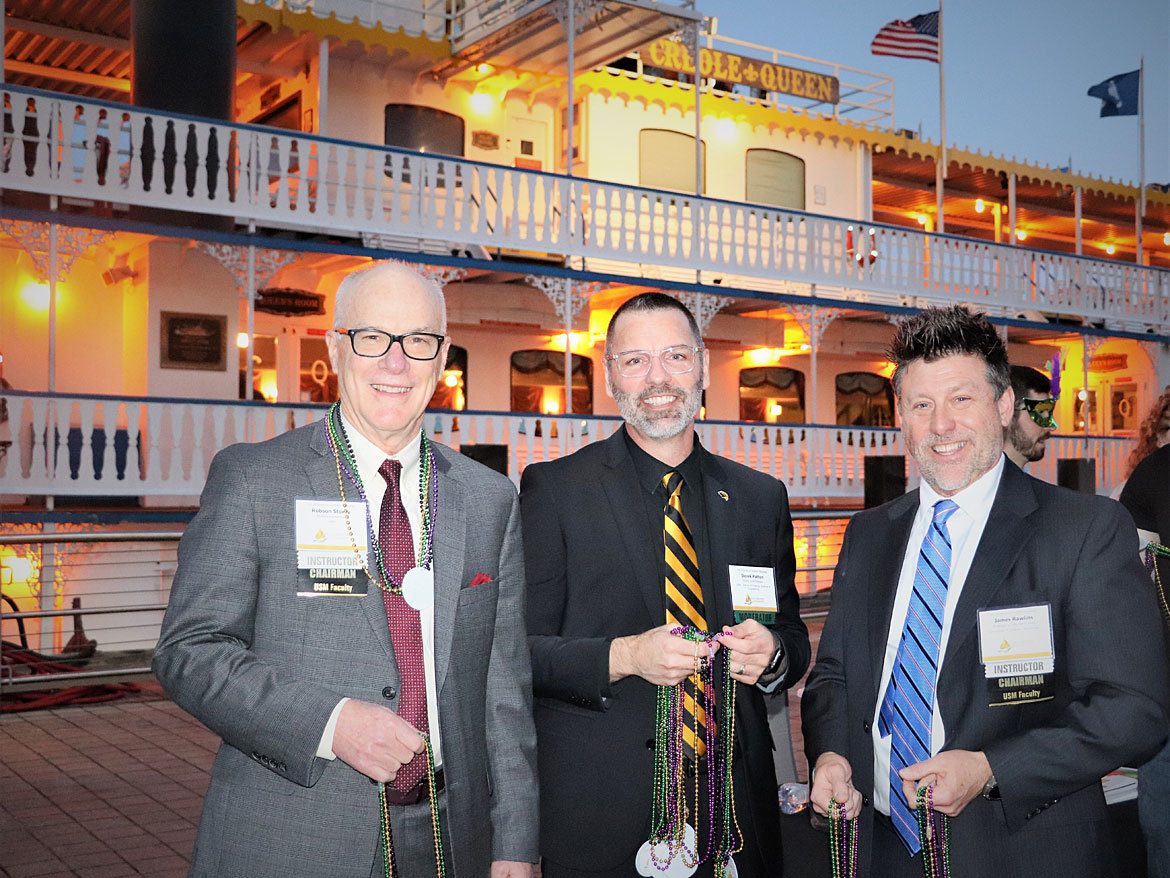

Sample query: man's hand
[810,752,863,819]
[331,699,425,783]
[609,624,720,685]
[719,620,776,685]
[491,861,535,878]
[900,749,992,817]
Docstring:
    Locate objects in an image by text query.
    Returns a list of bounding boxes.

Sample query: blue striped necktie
[878,498,959,854]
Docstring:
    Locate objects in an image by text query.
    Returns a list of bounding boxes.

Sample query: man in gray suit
[154,261,538,877]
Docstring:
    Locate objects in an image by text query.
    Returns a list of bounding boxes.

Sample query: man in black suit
[520,292,809,877]
[803,305,1170,877]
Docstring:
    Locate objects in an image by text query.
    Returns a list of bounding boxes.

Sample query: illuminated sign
[644,39,840,105]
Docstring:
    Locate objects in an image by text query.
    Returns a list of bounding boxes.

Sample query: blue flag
[1087,69,1140,117]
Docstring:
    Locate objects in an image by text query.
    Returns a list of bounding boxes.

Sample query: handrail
[0,390,1139,443]
[0,531,183,545]
[1,82,1165,278]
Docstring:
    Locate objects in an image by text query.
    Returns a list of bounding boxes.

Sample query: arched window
[639,129,706,193]
[745,149,805,209]
[428,345,468,410]
[835,372,895,427]
[739,367,805,423]
[510,350,593,414]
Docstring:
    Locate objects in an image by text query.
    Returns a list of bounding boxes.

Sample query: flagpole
[1136,57,1145,264]
[935,0,946,234]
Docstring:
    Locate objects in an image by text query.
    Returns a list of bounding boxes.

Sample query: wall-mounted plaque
[471,130,500,150]
[160,311,228,371]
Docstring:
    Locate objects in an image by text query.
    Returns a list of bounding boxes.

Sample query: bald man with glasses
[155,261,538,878]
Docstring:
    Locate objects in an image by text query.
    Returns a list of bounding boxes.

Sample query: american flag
[870,12,940,63]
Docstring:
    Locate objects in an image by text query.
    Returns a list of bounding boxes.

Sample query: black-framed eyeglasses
[1017,396,1058,429]
[335,328,445,360]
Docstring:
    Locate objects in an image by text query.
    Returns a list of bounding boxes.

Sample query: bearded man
[519,292,809,877]
[1004,365,1057,469]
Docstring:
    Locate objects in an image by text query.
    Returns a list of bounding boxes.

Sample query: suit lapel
[938,464,1038,699]
[868,493,918,696]
[430,446,465,695]
[599,430,664,627]
[699,450,734,629]
[306,420,394,663]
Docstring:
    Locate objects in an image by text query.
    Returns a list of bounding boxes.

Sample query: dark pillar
[1057,458,1097,494]
[864,455,907,508]
[131,1,236,229]
[131,1,236,120]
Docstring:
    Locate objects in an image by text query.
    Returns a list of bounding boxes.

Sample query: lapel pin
[717,490,729,502]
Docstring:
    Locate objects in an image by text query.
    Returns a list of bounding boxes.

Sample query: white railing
[0,393,1133,500]
[2,85,1168,331]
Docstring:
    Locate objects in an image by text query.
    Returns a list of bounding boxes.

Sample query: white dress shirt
[871,454,1005,815]
[316,417,443,766]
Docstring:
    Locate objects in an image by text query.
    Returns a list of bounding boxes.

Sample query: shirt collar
[918,452,1006,518]
[623,426,703,495]
[338,411,422,484]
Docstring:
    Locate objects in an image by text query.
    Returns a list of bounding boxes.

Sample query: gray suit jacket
[153,421,538,877]
[803,460,1170,877]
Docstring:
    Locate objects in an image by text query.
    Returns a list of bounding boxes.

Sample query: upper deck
[2,83,1167,335]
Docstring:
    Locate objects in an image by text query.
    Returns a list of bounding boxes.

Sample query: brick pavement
[0,697,218,878]
[0,618,825,878]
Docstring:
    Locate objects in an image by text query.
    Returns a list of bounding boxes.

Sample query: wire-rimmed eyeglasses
[606,345,702,378]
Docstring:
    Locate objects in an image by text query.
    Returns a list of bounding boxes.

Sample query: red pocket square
[469,572,493,587]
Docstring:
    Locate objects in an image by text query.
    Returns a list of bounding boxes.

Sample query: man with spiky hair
[803,305,1169,877]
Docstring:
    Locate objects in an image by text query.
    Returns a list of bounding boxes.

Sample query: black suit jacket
[520,428,810,871]
[802,460,1170,877]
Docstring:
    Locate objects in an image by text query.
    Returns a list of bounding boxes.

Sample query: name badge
[978,603,1055,678]
[295,498,368,570]
[987,672,1055,707]
[728,565,777,625]
[297,570,369,598]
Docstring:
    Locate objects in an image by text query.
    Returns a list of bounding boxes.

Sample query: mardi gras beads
[1144,542,1170,623]
[643,627,741,877]
[915,785,951,878]
[827,797,858,878]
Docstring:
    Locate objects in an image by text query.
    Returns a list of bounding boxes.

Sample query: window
[745,149,805,209]
[240,335,278,402]
[510,350,593,415]
[560,102,582,169]
[639,129,706,193]
[835,372,895,427]
[384,105,465,157]
[250,93,303,131]
[429,346,468,411]
[384,105,464,186]
[298,337,336,404]
[739,367,805,423]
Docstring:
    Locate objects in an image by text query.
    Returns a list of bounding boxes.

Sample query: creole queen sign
[644,38,840,105]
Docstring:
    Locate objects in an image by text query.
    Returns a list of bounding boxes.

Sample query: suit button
[646,739,655,751]
[862,720,872,733]
[382,686,397,700]
[862,796,870,807]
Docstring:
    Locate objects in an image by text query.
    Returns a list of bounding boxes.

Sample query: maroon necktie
[378,458,429,791]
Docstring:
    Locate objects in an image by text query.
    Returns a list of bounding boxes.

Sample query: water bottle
[777,781,809,815]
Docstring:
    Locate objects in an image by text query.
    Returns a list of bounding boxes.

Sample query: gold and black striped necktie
[662,470,709,756]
